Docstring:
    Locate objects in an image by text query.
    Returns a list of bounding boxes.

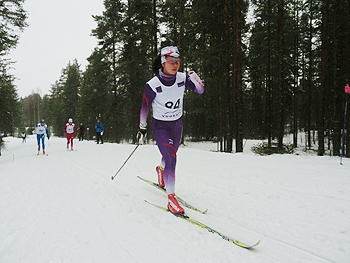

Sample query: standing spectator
[95,119,104,144]
[36,119,50,155]
[64,118,78,150]
[0,136,4,156]
[79,123,85,141]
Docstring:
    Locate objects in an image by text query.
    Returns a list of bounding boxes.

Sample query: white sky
[7,0,105,98]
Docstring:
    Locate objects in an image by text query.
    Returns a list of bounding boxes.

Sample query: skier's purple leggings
[152,117,183,195]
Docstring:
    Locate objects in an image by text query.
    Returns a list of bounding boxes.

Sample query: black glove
[137,128,147,144]
[48,136,50,140]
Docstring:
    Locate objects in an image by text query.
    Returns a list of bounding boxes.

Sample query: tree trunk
[277,0,285,149]
[307,0,313,149]
[292,0,299,148]
[318,0,330,156]
[266,0,272,147]
[233,0,243,152]
[152,0,157,57]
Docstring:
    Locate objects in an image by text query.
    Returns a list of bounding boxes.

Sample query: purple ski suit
[139,70,204,194]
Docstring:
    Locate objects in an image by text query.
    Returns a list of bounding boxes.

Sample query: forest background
[1,0,350,156]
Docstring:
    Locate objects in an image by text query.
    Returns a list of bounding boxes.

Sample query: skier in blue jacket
[36,119,50,154]
[95,119,104,144]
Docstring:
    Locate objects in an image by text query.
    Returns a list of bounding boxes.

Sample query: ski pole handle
[345,85,350,94]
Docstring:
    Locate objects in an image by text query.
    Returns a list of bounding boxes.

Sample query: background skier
[21,131,26,143]
[64,118,78,150]
[36,119,50,155]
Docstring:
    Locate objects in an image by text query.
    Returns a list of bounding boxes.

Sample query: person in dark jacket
[79,123,85,141]
[95,119,104,144]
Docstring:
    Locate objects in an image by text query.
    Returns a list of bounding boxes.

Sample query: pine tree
[61,60,81,120]
[91,0,125,141]
[79,49,110,139]
[47,60,81,136]
[117,0,155,141]
[21,93,42,129]
[0,0,28,54]
[249,0,295,148]
[47,81,65,136]
[0,0,27,137]
[0,68,21,135]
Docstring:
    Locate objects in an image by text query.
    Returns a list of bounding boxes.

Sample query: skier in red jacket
[64,118,78,150]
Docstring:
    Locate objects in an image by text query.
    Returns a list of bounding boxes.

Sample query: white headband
[161,46,180,63]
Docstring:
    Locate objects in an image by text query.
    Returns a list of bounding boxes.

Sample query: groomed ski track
[1,136,349,263]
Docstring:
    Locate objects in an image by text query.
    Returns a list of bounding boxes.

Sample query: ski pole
[111,144,140,180]
[340,84,350,165]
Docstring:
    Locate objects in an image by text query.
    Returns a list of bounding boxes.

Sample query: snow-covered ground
[1,135,349,263]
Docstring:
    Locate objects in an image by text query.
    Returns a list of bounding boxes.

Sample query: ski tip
[251,239,261,248]
[243,239,261,249]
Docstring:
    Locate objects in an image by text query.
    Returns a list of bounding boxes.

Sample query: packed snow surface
[1,136,349,262]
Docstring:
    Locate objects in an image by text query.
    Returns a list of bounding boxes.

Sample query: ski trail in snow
[60,149,148,202]
[1,136,349,262]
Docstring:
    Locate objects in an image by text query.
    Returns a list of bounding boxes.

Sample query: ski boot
[168,193,184,215]
[156,166,165,188]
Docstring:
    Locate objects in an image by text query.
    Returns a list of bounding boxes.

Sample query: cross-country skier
[21,131,26,143]
[64,118,78,150]
[137,46,204,214]
[36,119,50,154]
